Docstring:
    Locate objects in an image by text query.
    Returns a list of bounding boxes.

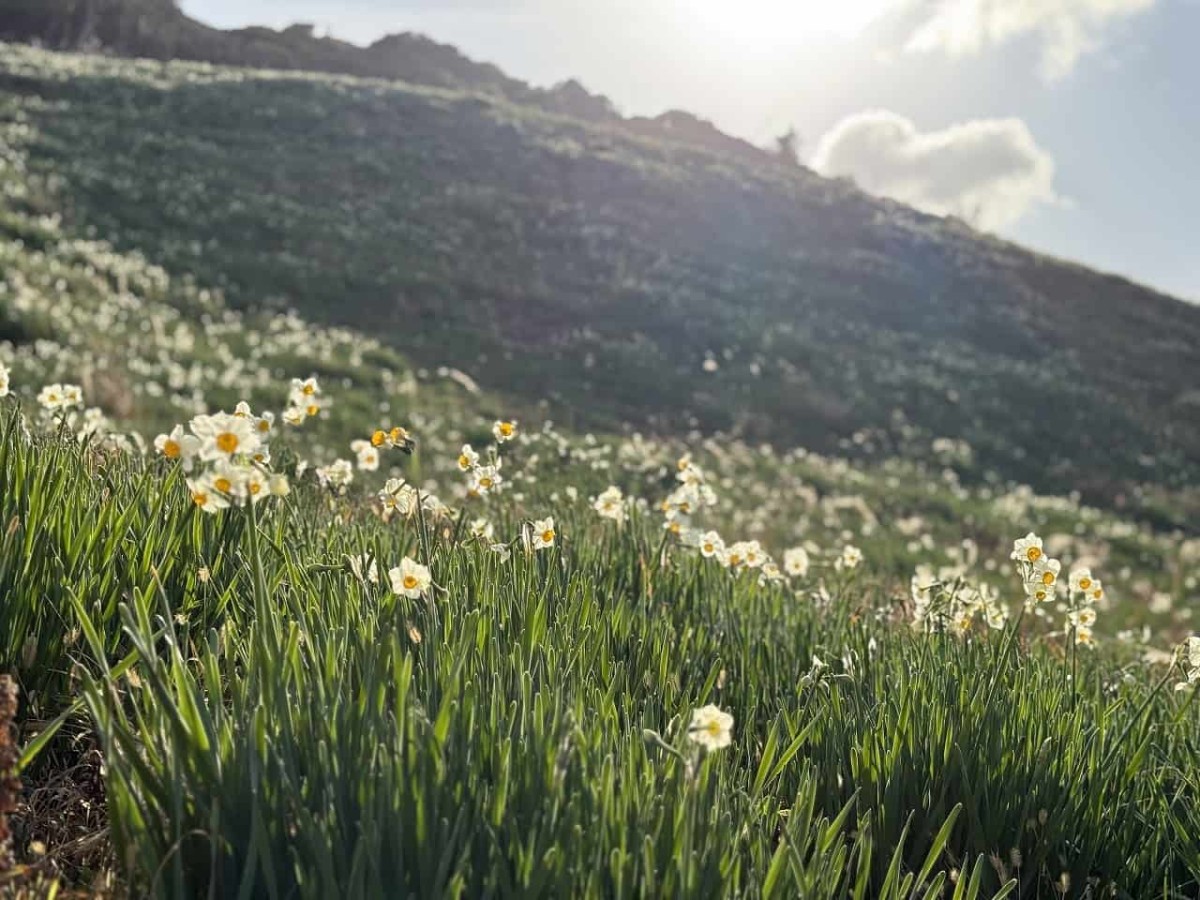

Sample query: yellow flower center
[214,477,233,493]
[1026,547,1042,563]
[306,404,319,417]
[302,384,315,396]
[163,439,181,459]
[541,529,554,543]
[403,575,419,590]
[249,482,262,495]
[257,420,270,433]
[215,432,239,454]
[729,554,742,566]
[703,543,714,553]
[1079,577,1092,590]
[390,427,406,442]
[458,455,471,469]
[705,721,721,736]
[499,423,513,436]
[1042,571,1055,585]
[192,491,207,506]
[372,430,387,447]
[479,477,493,489]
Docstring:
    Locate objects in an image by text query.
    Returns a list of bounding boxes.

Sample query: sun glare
[683,0,891,48]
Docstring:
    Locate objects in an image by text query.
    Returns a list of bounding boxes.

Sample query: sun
[683,0,892,48]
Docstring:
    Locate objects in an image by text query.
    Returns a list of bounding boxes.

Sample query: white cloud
[903,0,1156,79]
[810,110,1058,230]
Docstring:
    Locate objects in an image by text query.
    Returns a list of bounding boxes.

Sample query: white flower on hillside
[153,424,200,469]
[37,383,83,412]
[269,473,290,497]
[783,547,810,578]
[592,486,626,523]
[531,517,556,550]
[1011,532,1044,564]
[837,545,863,571]
[456,444,480,472]
[0,363,10,398]
[316,459,354,492]
[190,412,261,461]
[492,420,517,443]
[350,439,380,471]
[187,472,232,514]
[469,465,502,496]
[698,531,724,559]
[379,478,418,518]
[242,466,269,504]
[1069,567,1096,594]
[389,557,432,599]
[687,704,734,750]
[288,376,321,408]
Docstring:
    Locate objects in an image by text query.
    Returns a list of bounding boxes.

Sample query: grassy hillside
[2,405,1198,897]
[0,38,1199,895]
[0,43,1196,509]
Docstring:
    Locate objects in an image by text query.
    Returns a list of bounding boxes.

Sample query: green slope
[0,42,1197,503]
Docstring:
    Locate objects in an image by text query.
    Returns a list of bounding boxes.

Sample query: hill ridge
[0,0,780,167]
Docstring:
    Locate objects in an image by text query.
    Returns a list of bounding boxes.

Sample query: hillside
[0,0,770,164]
[3,19,1200,896]
[0,38,1197,508]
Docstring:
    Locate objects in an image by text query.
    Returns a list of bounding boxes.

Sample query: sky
[180,0,1199,302]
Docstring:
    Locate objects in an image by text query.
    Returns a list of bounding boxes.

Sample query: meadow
[0,38,1198,900]
[1,361,1199,897]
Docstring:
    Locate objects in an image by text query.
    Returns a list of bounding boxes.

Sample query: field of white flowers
[0,42,1198,900]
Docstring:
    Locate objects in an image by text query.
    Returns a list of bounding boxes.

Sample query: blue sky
[181,0,1199,302]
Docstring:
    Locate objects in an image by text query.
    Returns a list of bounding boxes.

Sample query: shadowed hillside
[0,0,772,164]
[0,38,1197,506]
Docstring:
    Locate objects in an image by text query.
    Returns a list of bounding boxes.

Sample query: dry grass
[0,720,118,899]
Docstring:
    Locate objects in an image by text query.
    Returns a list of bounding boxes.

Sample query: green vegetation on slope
[0,43,1197,506]
[1,406,1199,896]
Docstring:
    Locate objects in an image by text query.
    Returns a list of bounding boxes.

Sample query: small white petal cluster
[283,376,326,425]
[592,486,627,524]
[316,459,355,493]
[687,704,734,751]
[911,565,1007,634]
[36,382,83,412]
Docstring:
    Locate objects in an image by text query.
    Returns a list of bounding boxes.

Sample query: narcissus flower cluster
[156,402,287,513]
[36,382,83,413]
[1011,533,1061,606]
[282,376,327,426]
